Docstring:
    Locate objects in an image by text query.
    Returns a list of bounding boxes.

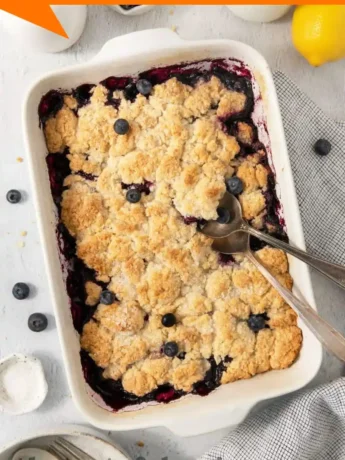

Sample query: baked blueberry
[74,84,95,107]
[126,189,141,203]
[161,313,176,327]
[100,290,115,305]
[114,118,129,135]
[216,207,231,224]
[178,352,186,360]
[164,341,179,357]
[226,177,243,195]
[12,282,30,300]
[136,79,152,96]
[247,314,267,332]
[6,189,22,204]
[28,313,48,332]
[314,138,332,156]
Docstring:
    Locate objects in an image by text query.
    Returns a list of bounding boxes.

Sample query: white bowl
[227,5,292,23]
[109,5,155,16]
[0,354,48,415]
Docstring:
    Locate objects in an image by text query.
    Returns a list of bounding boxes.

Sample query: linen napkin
[199,71,345,460]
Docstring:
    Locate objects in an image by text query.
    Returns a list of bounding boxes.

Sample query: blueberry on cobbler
[216,207,231,224]
[99,290,115,305]
[164,342,179,357]
[314,138,332,156]
[226,177,243,195]
[161,313,176,328]
[247,314,268,332]
[114,118,130,135]
[136,79,152,96]
[126,189,141,203]
[12,282,30,300]
[6,189,21,204]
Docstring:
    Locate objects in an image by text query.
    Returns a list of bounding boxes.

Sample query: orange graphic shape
[0,1,68,38]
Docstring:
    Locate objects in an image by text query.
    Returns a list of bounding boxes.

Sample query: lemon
[292,5,345,66]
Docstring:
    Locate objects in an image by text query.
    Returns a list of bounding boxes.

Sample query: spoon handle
[245,250,345,362]
[245,225,345,291]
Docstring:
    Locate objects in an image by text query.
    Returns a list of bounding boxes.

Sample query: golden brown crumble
[45,75,302,397]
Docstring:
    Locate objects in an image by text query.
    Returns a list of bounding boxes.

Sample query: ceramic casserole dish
[23,28,322,436]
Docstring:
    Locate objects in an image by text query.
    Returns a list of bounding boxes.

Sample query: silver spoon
[202,192,345,291]
[200,194,345,362]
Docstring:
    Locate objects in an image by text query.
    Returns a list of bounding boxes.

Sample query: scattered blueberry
[136,79,152,96]
[28,313,48,332]
[100,290,115,305]
[6,189,22,204]
[247,314,267,332]
[178,352,186,360]
[12,282,30,300]
[163,341,179,357]
[126,189,141,203]
[161,313,176,328]
[216,207,231,224]
[226,176,243,195]
[314,138,332,156]
[114,119,129,135]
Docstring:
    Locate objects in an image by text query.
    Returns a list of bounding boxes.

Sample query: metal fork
[47,437,96,460]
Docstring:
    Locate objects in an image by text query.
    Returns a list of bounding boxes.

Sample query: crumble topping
[44,73,302,399]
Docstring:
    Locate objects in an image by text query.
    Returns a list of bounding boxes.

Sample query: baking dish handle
[165,403,253,437]
[93,28,184,62]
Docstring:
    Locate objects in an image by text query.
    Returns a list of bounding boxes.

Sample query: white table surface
[1,5,345,459]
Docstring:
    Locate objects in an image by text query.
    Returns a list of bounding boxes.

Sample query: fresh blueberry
[100,290,115,305]
[226,176,243,195]
[28,313,48,332]
[163,341,179,357]
[161,313,176,328]
[216,207,231,224]
[12,282,30,300]
[126,189,141,203]
[247,314,267,332]
[314,139,332,156]
[6,189,22,204]
[114,119,129,135]
[136,79,152,96]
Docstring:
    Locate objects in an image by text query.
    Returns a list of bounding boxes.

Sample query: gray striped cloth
[199,71,345,460]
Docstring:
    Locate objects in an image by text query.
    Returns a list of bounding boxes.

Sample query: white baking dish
[23,28,322,436]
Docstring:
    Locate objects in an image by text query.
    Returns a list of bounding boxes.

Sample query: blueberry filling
[218,253,235,266]
[73,84,95,107]
[121,181,152,195]
[38,90,64,125]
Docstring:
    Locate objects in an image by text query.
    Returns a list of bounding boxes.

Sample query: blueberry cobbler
[39,60,302,411]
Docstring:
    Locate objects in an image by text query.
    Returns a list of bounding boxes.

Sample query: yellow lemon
[292,5,345,66]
